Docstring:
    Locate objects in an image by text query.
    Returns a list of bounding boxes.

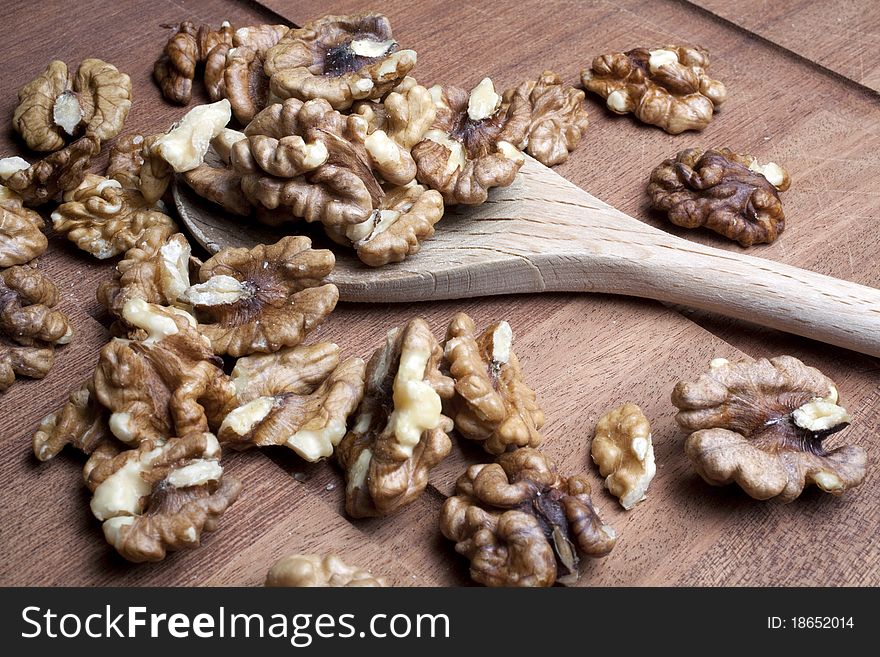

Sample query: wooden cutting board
[0,0,877,586]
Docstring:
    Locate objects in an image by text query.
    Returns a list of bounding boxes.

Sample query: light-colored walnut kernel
[266,554,388,587]
[153,99,232,173]
[591,403,655,509]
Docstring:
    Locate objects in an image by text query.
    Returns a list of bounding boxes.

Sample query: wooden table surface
[1,0,878,587]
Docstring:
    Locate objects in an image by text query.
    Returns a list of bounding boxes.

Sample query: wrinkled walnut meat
[582,45,727,134]
[13,59,132,151]
[1,265,73,391]
[222,24,290,123]
[266,553,388,587]
[233,98,418,227]
[672,356,867,502]
[412,78,529,205]
[352,77,436,151]
[93,299,235,445]
[51,174,177,259]
[648,148,790,246]
[325,182,444,267]
[33,379,111,461]
[0,136,100,206]
[443,312,544,454]
[265,12,416,111]
[180,236,338,357]
[153,21,234,105]
[219,342,364,461]
[336,318,454,518]
[502,71,589,167]
[97,229,192,323]
[182,129,251,216]
[0,185,47,267]
[85,432,241,562]
[591,403,655,510]
[441,448,616,587]
[107,134,173,205]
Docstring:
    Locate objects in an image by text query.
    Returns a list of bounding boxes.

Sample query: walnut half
[441,448,616,587]
[648,148,789,246]
[266,554,388,587]
[336,318,454,518]
[672,356,867,502]
[591,403,655,510]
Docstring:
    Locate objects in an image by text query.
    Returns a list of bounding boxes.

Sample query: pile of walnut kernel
[1,10,865,586]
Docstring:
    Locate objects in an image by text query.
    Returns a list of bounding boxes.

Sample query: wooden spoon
[174,154,880,357]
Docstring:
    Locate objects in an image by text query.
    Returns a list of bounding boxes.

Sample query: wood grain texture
[177,154,880,356]
[0,0,877,587]
[691,0,880,93]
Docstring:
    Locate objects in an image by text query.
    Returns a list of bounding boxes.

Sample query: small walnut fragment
[337,318,454,518]
[153,99,232,173]
[265,13,416,110]
[0,265,73,391]
[33,380,111,461]
[591,403,655,510]
[325,182,444,267]
[582,45,727,134]
[153,21,235,105]
[648,148,789,246]
[266,553,388,587]
[182,129,251,216]
[352,77,436,150]
[93,299,235,445]
[233,97,417,227]
[412,78,530,205]
[51,174,177,259]
[85,432,241,562]
[181,236,338,357]
[219,343,364,461]
[107,134,173,205]
[502,71,589,167]
[443,312,544,454]
[0,185,47,267]
[13,59,132,151]
[441,448,616,587]
[0,136,100,206]
[97,229,192,322]
[672,356,867,502]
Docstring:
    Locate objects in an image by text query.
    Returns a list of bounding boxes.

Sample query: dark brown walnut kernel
[0,136,100,206]
[336,318,454,518]
[0,185,47,267]
[153,21,234,105]
[648,148,790,246]
[672,356,867,502]
[33,380,112,461]
[441,448,616,587]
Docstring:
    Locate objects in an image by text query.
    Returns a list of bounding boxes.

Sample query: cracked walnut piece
[582,45,726,134]
[107,134,174,206]
[153,99,232,173]
[412,78,530,205]
[648,148,789,246]
[1,265,73,391]
[266,554,388,587]
[182,129,251,216]
[591,403,655,510]
[502,71,589,167]
[85,432,241,562]
[336,318,454,518]
[221,25,290,124]
[0,185,47,267]
[97,229,192,322]
[352,77,436,151]
[93,299,235,445]
[181,236,338,357]
[443,312,544,454]
[441,448,616,587]
[153,21,234,105]
[51,174,177,260]
[233,97,417,227]
[13,59,132,152]
[219,343,365,461]
[0,136,100,206]
[672,356,867,502]
[325,182,444,267]
[33,379,111,461]
[265,13,416,111]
